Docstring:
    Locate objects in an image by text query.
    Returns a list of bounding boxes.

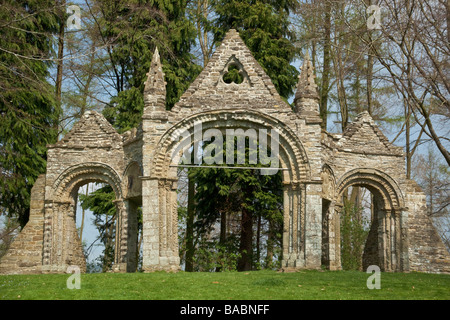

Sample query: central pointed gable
[175,29,286,110]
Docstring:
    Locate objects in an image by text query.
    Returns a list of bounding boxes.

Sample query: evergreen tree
[96,0,202,132]
[0,0,60,227]
[340,199,369,271]
[190,135,283,271]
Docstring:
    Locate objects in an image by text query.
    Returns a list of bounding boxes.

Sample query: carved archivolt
[51,162,123,202]
[151,109,310,183]
[336,168,404,211]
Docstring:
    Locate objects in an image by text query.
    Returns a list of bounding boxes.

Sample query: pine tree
[0,0,60,227]
[96,0,202,132]
[190,135,283,271]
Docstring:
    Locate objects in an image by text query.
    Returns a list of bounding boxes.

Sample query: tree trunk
[185,177,195,272]
[55,0,65,134]
[366,54,373,115]
[238,207,253,271]
[215,209,227,272]
[256,214,261,268]
[365,0,374,116]
[334,2,349,132]
[265,219,274,268]
[320,1,331,130]
[137,222,143,271]
[405,98,412,179]
[79,183,89,244]
[447,0,450,43]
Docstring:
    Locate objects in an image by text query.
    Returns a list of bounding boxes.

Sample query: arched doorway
[141,109,320,272]
[41,162,135,273]
[333,169,406,272]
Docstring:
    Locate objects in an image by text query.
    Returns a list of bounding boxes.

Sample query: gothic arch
[123,160,143,177]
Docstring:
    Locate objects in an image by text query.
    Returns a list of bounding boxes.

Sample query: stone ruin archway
[42,162,131,273]
[1,29,448,275]
[140,109,323,272]
[325,168,408,272]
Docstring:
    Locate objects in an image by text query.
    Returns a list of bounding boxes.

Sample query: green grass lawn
[0,270,449,300]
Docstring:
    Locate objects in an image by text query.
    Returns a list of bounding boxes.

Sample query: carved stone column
[377,209,388,271]
[282,183,290,267]
[112,199,133,272]
[398,208,410,272]
[125,199,139,272]
[304,182,322,269]
[167,179,180,270]
[321,199,340,270]
[142,177,180,272]
[281,182,304,269]
[141,177,160,272]
[158,178,180,271]
[333,203,342,270]
[42,200,85,273]
[42,201,54,273]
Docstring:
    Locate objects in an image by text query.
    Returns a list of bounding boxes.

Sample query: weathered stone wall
[0,175,46,274]
[406,180,450,273]
[39,111,128,273]
[322,112,406,187]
